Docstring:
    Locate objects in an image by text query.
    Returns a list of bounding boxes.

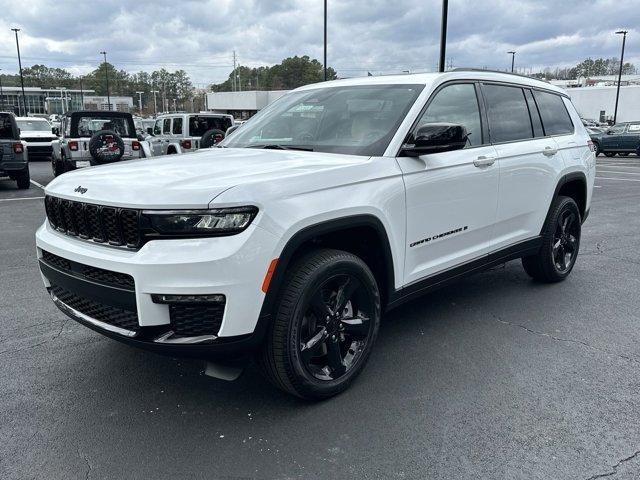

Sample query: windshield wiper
[246,144,314,152]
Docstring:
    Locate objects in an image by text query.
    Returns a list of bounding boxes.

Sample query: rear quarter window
[533,90,574,136]
[628,124,640,132]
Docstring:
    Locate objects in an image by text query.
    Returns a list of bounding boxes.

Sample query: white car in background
[16,117,57,160]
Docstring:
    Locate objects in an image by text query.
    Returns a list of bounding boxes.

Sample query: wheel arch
[544,171,588,229]
[257,214,396,329]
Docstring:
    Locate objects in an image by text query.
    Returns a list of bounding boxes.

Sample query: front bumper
[25,142,53,156]
[36,219,279,357]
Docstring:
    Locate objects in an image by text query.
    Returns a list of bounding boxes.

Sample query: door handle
[542,146,558,157]
[473,155,496,167]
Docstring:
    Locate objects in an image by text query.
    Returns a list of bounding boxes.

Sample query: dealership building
[0,86,134,115]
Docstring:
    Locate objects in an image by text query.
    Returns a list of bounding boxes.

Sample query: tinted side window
[524,89,544,137]
[417,83,483,147]
[163,118,171,134]
[483,84,532,143]
[172,117,183,134]
[533,91,574,136]
[609,124,626,134]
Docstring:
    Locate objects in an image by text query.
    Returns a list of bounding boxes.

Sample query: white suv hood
[44,148,368,208]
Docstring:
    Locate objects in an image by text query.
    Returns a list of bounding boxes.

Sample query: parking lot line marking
[595,176,640,182]
[596,170,640,176]
[0,196,45,202]
[30,179,45,189]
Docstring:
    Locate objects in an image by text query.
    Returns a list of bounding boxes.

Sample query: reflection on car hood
[44,147,368,209]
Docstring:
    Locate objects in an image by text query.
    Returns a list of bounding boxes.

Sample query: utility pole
[238,69,242,92]
[0,68,4,111]
[172,98,177,112]
[135,91,144,113]
[151,90,158,116]
[508,51,516,73]
[203,92,208,111]
[324,0,328,80]
[613,30,628,124]
[232,51,237,92]
[11,28,27,115]
[99,51,111,110]
[438,0,448,72]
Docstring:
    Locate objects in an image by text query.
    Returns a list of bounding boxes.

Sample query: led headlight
[143,206,258,236]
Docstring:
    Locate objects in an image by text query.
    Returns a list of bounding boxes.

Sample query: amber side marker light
[261,259,279,293]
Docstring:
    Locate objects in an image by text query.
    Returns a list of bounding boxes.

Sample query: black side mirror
[606,129,614,135]
[146,127,153,135]
[402,123,468,157]
[52,127,59,136]
[226,125,240,136]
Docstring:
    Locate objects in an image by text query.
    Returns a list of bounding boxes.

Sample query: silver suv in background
[16,117,57,160]
[148,113,233,156]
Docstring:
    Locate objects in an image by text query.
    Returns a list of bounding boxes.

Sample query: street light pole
[508,51,516,73]
[79,77,84,109]
[135,91,144,113]
[99,51,111,110]
[438,0,448,72]
[150,90,159,115]
[323,0,327,80]
[11,28,27,116]
[613,30,628,124]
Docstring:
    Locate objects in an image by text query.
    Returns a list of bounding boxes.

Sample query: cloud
[0,0,637,85]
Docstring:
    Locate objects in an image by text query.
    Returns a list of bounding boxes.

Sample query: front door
[397,82,499,285]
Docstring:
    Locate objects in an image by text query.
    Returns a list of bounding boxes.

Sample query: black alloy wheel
[522,196,581,282]
[299,274,374,381]
[259,249,381,399]
[552,207,579,273]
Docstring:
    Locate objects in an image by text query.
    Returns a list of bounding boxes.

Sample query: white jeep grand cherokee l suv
[36,71,595,399]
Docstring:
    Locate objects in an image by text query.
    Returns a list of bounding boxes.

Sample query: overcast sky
[0,0,637,86]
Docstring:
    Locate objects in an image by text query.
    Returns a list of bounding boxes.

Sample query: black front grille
[169,303,225,337]
[51,285,139,332]
[41,250,134,291]
[45,196,141,248]
[22,137,56,143]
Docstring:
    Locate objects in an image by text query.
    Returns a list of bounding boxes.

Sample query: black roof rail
[450,68,550,84]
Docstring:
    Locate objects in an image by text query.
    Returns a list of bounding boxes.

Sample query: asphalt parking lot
[1,158,639,480]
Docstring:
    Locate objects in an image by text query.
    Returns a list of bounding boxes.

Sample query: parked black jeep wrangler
[0,112,30,189]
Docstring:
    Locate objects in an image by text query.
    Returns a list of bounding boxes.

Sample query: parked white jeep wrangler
[51,111,146,177]
[36,71,595,399]
[148,112,234,156]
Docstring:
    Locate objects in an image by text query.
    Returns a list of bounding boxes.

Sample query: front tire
[258,249,381,400]
[522,196,581,282]
[604,152,616,157]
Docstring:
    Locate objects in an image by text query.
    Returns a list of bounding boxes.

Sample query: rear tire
[16,166,30,189]
[618,152,630,157]
[593,142,600,157]
[52,155,65,177]
[522,196,581,283]
[604,152,616,157]
[258,249,381,400]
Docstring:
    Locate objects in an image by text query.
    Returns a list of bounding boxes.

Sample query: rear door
[483,84,565,249]
[621,123,640,151]
[600,123,626,151]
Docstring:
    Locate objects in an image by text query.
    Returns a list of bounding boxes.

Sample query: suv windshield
[76,116,133,137]
[188,116,233,137]
[17,119,51,132]
[221,84,424,156]
[0,114,14,139]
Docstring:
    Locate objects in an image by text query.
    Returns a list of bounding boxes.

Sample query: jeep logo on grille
[74,186,88,194]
